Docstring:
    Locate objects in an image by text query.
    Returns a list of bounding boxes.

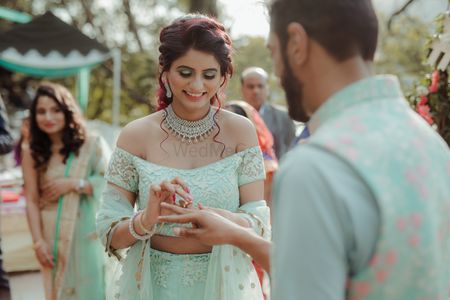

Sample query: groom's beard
[280,53,309,123]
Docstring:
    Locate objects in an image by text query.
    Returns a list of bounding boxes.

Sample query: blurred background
[0,0,446,126]
[0,1,448,299]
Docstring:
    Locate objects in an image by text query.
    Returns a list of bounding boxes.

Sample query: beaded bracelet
[129,211,153,240]
[137,211,156,235]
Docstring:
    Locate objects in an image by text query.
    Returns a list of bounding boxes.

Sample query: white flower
[416,86,428,96]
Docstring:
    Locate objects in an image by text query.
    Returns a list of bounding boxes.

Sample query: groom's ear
[286,22,309,68]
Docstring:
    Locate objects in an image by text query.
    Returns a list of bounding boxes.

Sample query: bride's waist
[150,235,212,254]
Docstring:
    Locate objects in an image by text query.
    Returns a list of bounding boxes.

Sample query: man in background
[241,67,296,159]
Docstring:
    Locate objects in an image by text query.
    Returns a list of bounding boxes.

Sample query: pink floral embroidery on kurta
[384,250,397,265]
[376,270,388,283]
[408,234,420,247]
[354,281,371,297]
[396,218,407,231]
[410,213,422,228]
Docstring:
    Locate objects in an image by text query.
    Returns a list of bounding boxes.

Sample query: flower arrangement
[408,8,450,146]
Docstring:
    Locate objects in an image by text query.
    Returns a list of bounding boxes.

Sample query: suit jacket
[260,103,296,159]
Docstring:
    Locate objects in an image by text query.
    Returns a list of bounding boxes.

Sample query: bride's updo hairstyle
[156,14,234,110]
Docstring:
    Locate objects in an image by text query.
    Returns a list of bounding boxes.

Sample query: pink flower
[429,70,439,93]
[416,104,434,125]
[418,95,428,105]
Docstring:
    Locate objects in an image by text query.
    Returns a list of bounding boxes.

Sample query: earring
[164,82,172,98]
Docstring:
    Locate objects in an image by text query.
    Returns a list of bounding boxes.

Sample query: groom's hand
[158,203,249,246]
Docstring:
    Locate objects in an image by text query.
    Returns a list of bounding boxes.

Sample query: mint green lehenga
[96,146,271,300]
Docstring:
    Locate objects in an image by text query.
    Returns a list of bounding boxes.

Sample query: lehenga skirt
[149,248,210,299]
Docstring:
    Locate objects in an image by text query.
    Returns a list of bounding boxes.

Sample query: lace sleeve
[105,147,139,193]
[237,146,266,186]
[96,185,134,260]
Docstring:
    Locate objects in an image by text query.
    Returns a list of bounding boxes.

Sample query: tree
[375,14,431,87]
[0,0,183,124]
[387,0,420,31]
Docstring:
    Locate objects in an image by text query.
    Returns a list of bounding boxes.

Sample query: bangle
[137,212,156,235]
[75,179,86,194]
[128,212,152,240]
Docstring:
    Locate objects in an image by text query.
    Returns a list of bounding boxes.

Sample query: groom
[160,0,450,299]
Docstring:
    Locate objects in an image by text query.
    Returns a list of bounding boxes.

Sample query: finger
[173,227,203,238]
[185,200,193,208]
[149,184,162,199]
[47,256,55,268]
[41,182,52,190]
[177,198,192,208]
[171,177,190,193]
[173,185,192,203]
[44,251,54,267]
[158,212,199,224]
[160,180,175,194]
[42,187,52,197]
[160,202,193,214]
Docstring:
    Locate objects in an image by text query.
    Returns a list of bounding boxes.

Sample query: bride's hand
[141,177,192,229]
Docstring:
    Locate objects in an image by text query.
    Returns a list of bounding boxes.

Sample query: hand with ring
[141,177,193,230]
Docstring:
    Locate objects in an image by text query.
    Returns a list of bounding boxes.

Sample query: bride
[96,14,270,299]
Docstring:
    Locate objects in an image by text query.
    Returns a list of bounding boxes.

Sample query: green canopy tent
[0,10,121,125]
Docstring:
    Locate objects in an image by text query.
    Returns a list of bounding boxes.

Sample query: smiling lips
[43,123,57,128]
[184,90,206,101]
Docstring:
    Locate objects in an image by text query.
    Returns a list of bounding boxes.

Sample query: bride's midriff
[150,235,212,254]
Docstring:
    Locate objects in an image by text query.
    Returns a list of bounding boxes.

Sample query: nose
[44,111,54,121]
[252,86,261,94]
[190,75,204,91]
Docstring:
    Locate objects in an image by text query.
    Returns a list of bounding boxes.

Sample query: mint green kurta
[273,75,450,300]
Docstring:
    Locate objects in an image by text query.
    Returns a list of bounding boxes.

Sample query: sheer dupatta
[97,190,270,299]
[52,135,103,299]
[203,200,270,299]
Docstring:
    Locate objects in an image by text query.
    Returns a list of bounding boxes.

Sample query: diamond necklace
[163,105,216,144]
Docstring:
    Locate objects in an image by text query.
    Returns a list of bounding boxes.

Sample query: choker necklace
[163,105,216,144]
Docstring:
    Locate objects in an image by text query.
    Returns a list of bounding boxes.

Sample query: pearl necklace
[163,105,216,144]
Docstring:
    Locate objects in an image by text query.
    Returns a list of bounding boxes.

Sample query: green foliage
[375,14,431,87]
[0,0,181,125]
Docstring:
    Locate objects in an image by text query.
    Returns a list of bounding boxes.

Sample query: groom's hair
[270,0,379,62]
